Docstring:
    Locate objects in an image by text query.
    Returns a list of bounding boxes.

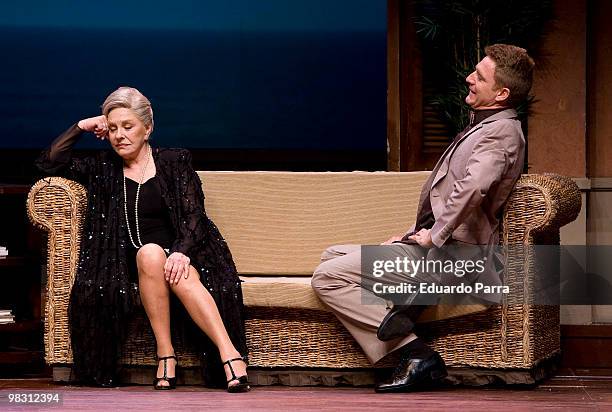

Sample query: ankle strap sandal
[154,355,178,390]
[223,356,250,393]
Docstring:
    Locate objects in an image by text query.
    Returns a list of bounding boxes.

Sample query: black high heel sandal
[223,357,250,393]
[154,355,178,390]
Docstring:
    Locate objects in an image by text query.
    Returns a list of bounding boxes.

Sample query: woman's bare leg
[170,268,247,384]
[136,244,176,387]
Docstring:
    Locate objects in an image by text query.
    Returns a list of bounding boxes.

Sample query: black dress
[123,176,174,278]
[36,124,248,387]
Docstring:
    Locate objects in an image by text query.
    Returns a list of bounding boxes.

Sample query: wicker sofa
[27,172,581,385]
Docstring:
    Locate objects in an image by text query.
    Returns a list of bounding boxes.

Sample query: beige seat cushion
[200,171,430,275]
[241,276,324,310]
[241,276,489,322]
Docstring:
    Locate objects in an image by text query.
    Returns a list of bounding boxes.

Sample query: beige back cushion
[198,171,430,275]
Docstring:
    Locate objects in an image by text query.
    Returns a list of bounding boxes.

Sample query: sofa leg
[52,366,73,383]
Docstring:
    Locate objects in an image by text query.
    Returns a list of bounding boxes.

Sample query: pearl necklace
[123,145,152,249]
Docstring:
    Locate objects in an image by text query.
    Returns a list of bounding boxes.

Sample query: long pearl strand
[123,145,152,249]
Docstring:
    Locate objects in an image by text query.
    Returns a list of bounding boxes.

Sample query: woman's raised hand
[77,115,109,140]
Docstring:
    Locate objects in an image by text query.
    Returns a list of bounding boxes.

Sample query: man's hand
[381,235,404,245]
[164,252,191,285]
[408,228,434,248]
[77,115,108,140]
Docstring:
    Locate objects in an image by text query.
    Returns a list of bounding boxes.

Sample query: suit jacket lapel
[430,124,482,189]
[430,109,518,189]
[413,126,475,220]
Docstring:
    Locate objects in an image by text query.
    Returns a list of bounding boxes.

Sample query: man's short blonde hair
[485,44,535,107]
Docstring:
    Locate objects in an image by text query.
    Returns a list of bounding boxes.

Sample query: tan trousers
[311,244,430,364]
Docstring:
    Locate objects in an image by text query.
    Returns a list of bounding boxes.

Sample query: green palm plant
[413,0,553,133]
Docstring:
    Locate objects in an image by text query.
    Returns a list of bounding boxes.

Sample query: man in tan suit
[311,44,534,392]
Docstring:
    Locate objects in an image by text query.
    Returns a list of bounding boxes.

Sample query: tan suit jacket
[414,109,526,248]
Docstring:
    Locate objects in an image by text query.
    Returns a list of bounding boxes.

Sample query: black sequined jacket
[36,124,247,387]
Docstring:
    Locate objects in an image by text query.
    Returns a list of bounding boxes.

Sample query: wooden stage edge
[1,376,611,411]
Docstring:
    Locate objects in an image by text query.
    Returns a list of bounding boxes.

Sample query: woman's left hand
[164,252,191,285]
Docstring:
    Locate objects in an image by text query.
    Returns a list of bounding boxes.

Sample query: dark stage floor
[0,369,610,411]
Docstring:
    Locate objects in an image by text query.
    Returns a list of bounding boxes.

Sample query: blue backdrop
[0,0,386,150]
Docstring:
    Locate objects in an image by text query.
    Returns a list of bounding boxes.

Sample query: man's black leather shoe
[377,305,426,341]
[375,350,447,393]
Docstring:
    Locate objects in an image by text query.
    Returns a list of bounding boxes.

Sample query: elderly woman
[36,87,249,392]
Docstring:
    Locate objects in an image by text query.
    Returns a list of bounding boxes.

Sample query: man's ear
[495,87,510,104]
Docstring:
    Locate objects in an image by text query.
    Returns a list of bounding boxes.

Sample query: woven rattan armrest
[504,174,581,244]
[27,177,87,363]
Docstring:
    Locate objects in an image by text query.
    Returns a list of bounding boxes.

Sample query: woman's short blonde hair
[101,87,154,131]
